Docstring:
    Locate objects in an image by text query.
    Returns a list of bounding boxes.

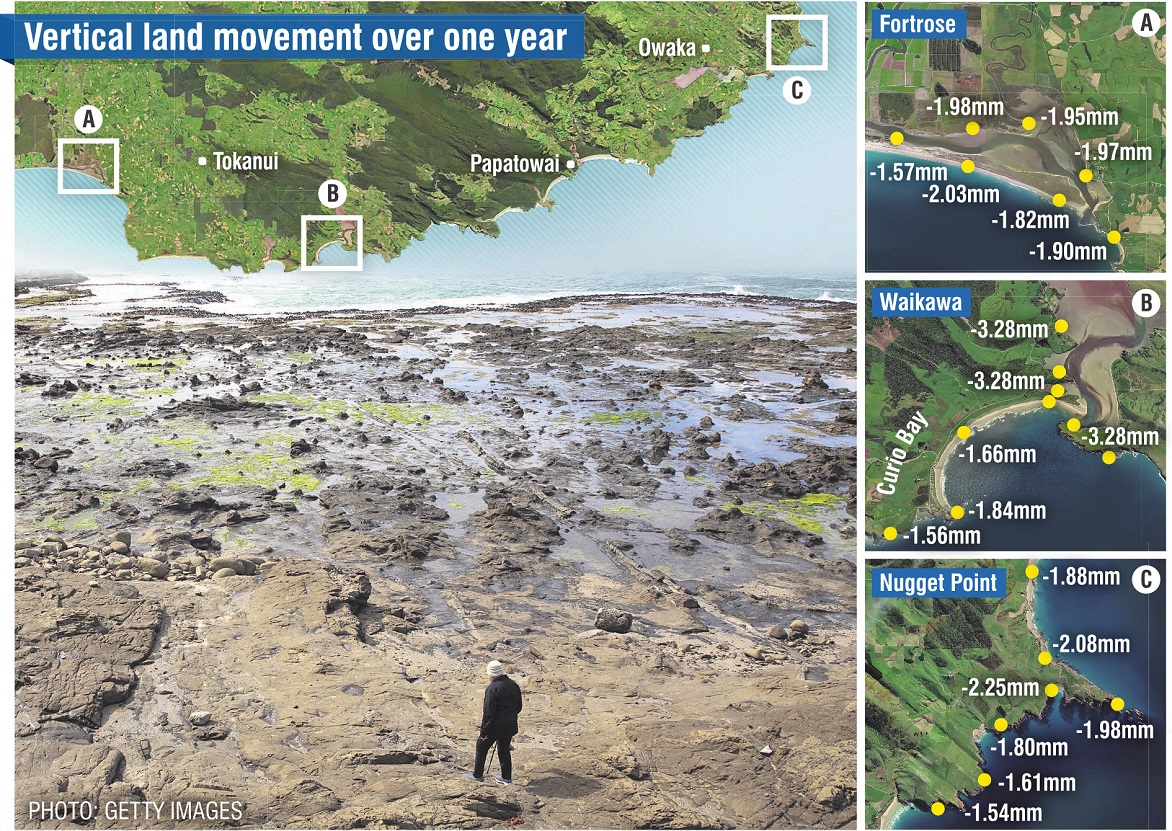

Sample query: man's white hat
[487,660,505,677]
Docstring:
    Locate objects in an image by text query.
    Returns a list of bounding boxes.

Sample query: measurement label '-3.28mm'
[970,371,1046,391]
[970,318,1052,338]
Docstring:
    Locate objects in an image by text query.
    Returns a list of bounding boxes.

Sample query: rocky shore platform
[15,293,857,829]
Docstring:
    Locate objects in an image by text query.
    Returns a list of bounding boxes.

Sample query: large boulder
[594,607,633,634]
[136,557,170,579]
[207,555,258,576]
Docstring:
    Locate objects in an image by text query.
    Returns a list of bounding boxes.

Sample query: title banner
[5,14,585,61]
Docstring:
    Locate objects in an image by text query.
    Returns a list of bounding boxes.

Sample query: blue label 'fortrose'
[871,9,967,39]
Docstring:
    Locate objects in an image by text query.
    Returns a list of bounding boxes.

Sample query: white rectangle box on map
[301,215,364,272]
[57,138,120,195]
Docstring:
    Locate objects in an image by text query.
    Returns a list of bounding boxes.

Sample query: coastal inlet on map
[865,280,1166,552]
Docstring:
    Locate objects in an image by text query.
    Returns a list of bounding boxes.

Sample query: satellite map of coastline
[17,2,810,272]
[865,280,1166,551]
[866,559,1166,830]
[865,2,1167,272]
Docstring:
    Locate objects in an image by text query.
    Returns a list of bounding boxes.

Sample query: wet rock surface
[15,295,856,828]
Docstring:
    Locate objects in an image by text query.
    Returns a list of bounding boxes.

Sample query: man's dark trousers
[473,733,512,780]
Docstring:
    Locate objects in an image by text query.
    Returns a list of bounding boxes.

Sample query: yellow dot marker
[1103,451,1117,465]
[1042,395,1056,409]
[1051,384,1065,398]
[1025,564,1039,579]
[961,159,976,174]
[1112,697,1125,711]
[966,121,980,136]
[1022,116,1037,130]
[1053,365,1066,379]
[1055,319,1069,334]
[978,772,992,788]
[957,425,972,440]
[1038,651,1053,666]
[884,526,898,541]
[951,505,966,520]
[994,717,1009,732]
[931,802,946,817]
[890,131,905,146]
[1079,169,1093,183]
[1107,230,1121,245]
[1053,193,1067,207]
[1067,418,1081,432]
[1045,683,1059,697]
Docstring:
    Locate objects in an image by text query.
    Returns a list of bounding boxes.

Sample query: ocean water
[895,560,1166,830]
[878,407,1166,552]
[866,150,1119,273]
[1034,559,1165,721]
[15,2,857,312]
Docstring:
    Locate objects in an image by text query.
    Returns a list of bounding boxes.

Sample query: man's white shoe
[495,775,512,785]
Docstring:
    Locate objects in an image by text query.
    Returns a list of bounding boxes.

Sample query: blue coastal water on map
[866,150,1118,272]
[895,560,1166,830]
[1034,560,1165,721]
[877,407,1166,552]
[16,2,857,310]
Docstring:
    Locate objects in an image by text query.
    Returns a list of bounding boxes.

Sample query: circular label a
[74,105,103,134]
[1132,8,1162,37]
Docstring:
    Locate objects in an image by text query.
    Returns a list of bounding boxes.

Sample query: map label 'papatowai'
[470,154,562,176]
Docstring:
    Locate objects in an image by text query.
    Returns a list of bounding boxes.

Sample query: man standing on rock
[465,660,523,785]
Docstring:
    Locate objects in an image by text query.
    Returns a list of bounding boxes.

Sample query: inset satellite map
[866,559,1166,829]
[865,280,1166,551]
[865,3,1167,272]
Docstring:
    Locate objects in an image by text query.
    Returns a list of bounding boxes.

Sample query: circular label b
[74,105,103,134]
[783,76,811,106]
[1132,288,1161,318]
[319,179,347,208]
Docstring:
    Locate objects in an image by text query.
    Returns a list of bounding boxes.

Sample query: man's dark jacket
[480,675,523,738]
